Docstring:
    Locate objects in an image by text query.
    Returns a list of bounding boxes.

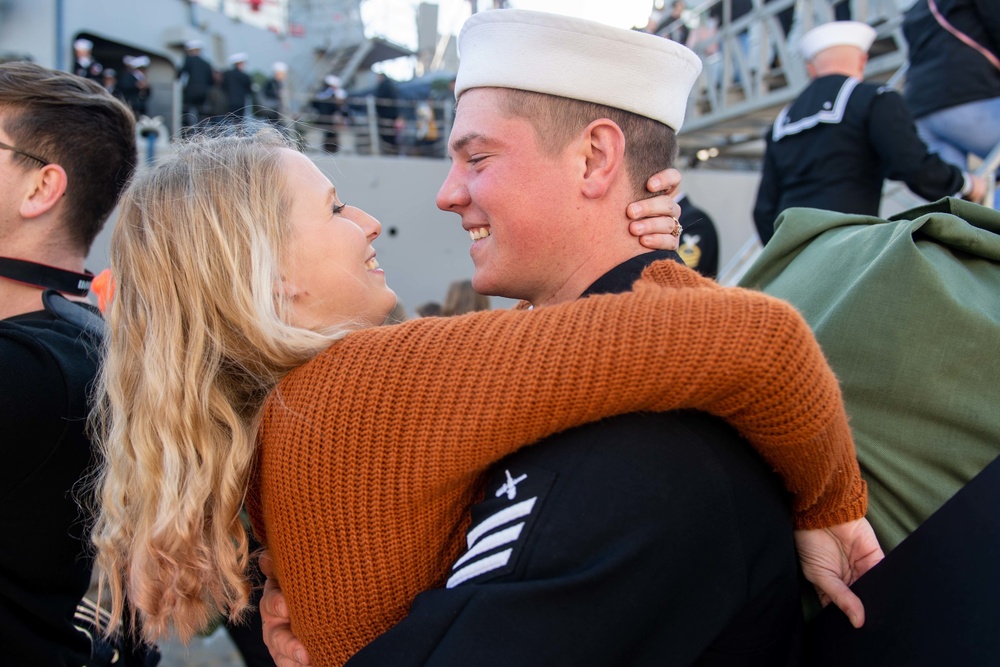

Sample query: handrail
[974,140,1000,208]
[716,232,763,286]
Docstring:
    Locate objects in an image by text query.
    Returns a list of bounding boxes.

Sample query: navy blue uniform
[178,53,216,125]
[753,75,967,244]
[349,252,802,666]
[677,194,720,279]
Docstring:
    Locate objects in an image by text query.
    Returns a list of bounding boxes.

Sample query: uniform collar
[582,250,684,297]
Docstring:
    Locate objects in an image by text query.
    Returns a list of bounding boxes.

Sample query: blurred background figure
[414,98,440,156]
[118,55,151,118]
[414,301,442,318]
[374,71,401,154]
[902,0,1000,208]
[441,279,490,316]
[178,39,216,133]
[221,52,254,124]
[72,38,103,81]
[258,61,291,124]
[101,67,124,102]
[654,1,691,45]
[312,74,347,153]
[675,191,719,279]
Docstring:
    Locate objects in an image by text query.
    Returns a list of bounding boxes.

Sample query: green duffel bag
[741,197,1000,552]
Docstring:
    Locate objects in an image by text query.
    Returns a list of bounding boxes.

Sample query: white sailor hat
[799,21,877,61]
[272,61,288,73]
[455,9,702,132]
[130,55,151,68]
[74,38,93,51]
[185,39,204,51]
[324,74,342,87]
[228,52,249,65]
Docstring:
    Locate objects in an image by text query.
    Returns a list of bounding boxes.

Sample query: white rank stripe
[452,522,525,570]
[447,549,513,589]
[466,496,537,549]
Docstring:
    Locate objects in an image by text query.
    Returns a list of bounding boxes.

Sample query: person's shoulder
[2,298,102,368]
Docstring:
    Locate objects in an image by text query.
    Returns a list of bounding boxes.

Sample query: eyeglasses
[0,140,50,166]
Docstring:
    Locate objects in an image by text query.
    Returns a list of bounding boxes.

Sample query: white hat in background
[324,74,342,87]
[272,61,288,73]
[228,52,249,66]
[130,55,151,68]
[799,21,877,61]
[455,9,702,132]
[185,39,204,51]
[74,38,93,51]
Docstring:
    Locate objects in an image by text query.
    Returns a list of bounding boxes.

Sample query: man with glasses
[0,61,146,665]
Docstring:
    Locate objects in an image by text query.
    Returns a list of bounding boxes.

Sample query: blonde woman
[92,132,877,663]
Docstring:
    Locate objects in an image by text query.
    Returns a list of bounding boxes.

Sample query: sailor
[118,54,151,117]
[221,52,255,120]
[178,39,216,129]
[675,191,719,279]
[72,38,103,81]
[753,20,986,245]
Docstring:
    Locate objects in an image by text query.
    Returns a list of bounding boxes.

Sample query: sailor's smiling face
[435,87,582,305]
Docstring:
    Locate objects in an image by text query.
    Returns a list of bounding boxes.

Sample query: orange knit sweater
[248,260,866,666]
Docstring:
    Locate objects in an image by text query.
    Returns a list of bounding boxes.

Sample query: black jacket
[903,0,1000,120]
[222,67,254,115]
[677,194,719,279]
[179,54,216,106]
[754,75,966,244]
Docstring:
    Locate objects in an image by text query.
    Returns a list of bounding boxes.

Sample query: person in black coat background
[178,39,217,130]
[117,55,151,118]
[221,53,255,123]
[72,38,103,81]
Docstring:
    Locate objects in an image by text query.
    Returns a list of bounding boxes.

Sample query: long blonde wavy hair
[90,131,346,644]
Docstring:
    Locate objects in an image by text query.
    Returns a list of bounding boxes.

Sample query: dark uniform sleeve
[753,132,780,245]
[866,89,966,202]
[348,413,802,667]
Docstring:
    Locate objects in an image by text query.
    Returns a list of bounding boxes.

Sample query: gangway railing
[717,233,763,287]
[974,140,1000,209]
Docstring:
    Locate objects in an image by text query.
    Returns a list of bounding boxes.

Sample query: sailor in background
[753,21,986,245]
[675,191,719,279]
[118,55,151,118]
[221,52,255,122]
[72,38,103,81]
[178,39,216,130]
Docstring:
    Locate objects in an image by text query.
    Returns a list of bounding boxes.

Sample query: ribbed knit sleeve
[251,259,864,666]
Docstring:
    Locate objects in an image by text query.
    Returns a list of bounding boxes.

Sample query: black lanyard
[0,256,92,297]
